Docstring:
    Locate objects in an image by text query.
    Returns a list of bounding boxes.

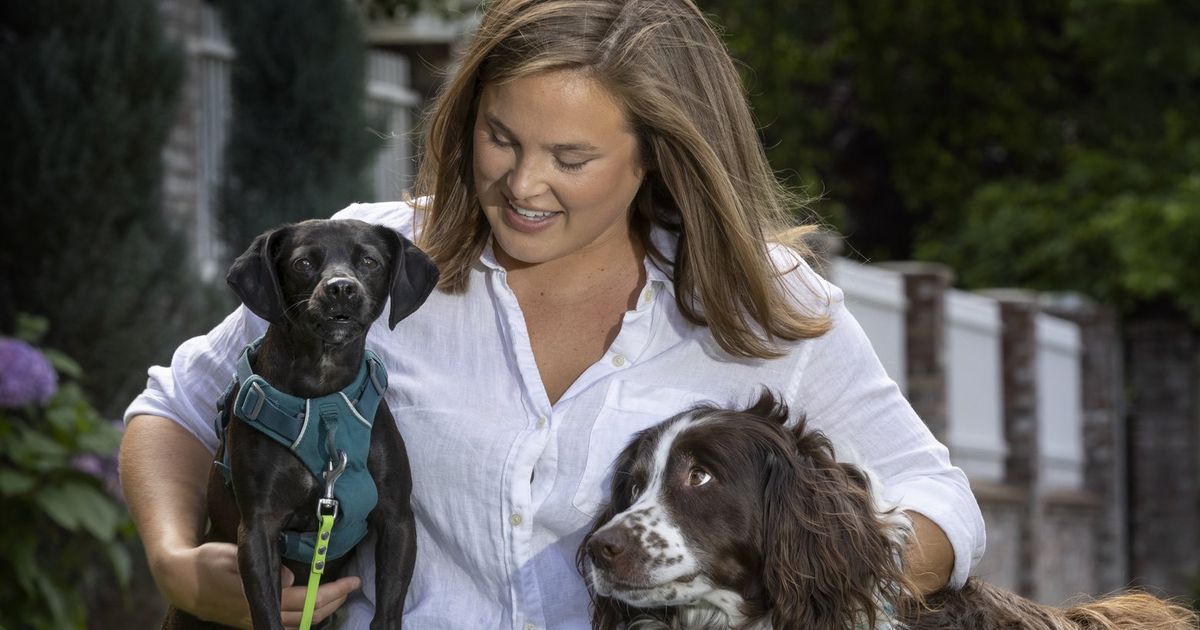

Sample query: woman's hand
[154,541,361,629]
[153,541,248,627]
[278,565,362,629]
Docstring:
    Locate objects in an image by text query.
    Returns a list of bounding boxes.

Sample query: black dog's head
[578,390,914,629]
[226,219,439,344]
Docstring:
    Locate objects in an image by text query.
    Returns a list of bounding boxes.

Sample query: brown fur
[902,578,1198,630]
[579,391,1200,629]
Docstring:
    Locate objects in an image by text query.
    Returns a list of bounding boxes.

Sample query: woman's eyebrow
[485,113,600,153]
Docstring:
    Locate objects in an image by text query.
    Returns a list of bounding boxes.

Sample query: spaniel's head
[578,390,914,629]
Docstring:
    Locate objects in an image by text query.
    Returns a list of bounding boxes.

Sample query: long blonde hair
[414,0,831,358]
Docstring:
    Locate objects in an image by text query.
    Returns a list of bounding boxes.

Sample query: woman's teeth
[513,205,557,220]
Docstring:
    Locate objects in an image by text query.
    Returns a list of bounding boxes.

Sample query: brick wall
[1125,312,1200,595]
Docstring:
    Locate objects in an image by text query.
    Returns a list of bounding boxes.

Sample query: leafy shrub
[0,316,130,630]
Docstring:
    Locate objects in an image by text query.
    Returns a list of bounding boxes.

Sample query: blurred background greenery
[2,0,1198,626]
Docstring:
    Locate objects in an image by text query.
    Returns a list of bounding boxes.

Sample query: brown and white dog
[578,391,1198,630]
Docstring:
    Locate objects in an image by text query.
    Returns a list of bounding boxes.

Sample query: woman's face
[472,70,646,268]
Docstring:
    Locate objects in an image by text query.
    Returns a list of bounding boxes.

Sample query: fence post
[1124,308,1200,595]
[879,262,954,441]
[1040,295,1126,594]
[981,290,1043,599]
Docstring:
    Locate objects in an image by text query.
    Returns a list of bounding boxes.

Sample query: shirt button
[612,354,626,367]
[643,288,654,302]
[537,416,547,428]
[525,625,537,630]
[510,513,523,526]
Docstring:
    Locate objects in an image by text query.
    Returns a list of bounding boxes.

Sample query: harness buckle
[243,381,267,420]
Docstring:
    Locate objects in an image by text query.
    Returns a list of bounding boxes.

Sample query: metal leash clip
[317,450,348,522]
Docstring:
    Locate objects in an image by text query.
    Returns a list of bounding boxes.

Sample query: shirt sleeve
[783,256,986,588]
[122,305,267,451]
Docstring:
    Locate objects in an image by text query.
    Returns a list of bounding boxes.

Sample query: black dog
[164,219,438,629]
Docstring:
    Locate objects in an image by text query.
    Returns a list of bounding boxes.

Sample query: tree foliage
[698,0,1200,321]
[216,0,384,250]
[0,0,219,416]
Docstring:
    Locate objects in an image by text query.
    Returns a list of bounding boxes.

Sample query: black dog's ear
[226,227,289,325]
[376,225,439,329]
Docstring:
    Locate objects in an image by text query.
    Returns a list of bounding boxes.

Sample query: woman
[120,0,985,627]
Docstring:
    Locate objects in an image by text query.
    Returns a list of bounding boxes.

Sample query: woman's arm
[120,417,360,627]
[903,511,955,594]
[783,261,986,591]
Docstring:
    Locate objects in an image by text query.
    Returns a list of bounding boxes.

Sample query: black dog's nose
[324,277,361,302]
[587,526,633,570]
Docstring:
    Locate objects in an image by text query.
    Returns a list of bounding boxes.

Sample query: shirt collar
[477,223,681,298]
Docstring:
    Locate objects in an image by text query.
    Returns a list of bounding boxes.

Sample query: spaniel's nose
[587,526,633,570]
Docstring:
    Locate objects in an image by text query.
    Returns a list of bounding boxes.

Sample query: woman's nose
[507,156,550,200]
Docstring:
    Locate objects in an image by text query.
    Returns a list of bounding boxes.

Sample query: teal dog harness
[215,336,386,563]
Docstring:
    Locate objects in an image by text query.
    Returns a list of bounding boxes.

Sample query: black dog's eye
[360,255,379,269]
[292,258,314,273]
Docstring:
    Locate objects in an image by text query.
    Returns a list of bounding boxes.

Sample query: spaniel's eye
[630,483,642,500]
[360,255,379,269]
[292,258,314,273]
[688,467,713,487]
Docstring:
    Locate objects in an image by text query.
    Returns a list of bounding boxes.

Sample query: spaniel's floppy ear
[375,225,439,329]
[761,423,907,629]
[226,226,290,325]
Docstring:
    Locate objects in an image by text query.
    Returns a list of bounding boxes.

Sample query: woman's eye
[292,258,314,272]
[360,256,379,269]
[688,468,713,487]
[555,158,587,173]
[488,132,514,148]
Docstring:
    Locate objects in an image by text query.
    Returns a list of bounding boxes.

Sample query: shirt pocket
[570,380,715,519]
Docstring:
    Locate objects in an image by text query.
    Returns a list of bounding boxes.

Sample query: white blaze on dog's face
[584,408,769,621]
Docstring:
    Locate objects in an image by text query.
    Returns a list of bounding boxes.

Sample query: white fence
[832,259,1086,491]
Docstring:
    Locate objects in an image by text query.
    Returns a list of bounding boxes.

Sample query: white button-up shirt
[125,201,984,629]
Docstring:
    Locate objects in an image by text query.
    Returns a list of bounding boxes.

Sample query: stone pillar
[1041,294,1126,594]
[157,0,202,231]
[1125,310,1200,596]
[981,290,1042,598]
[879,262,954,440]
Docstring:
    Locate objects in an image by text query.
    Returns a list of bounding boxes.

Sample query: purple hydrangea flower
[72,451,125,503]
[0,338,59,408]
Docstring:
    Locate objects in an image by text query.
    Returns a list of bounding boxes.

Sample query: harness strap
[211,337,388,561]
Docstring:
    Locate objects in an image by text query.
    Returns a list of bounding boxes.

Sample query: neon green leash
[299,451,348,630]
[299,513,336,630]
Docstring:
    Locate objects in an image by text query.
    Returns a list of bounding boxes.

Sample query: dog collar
[214,336,388,562]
